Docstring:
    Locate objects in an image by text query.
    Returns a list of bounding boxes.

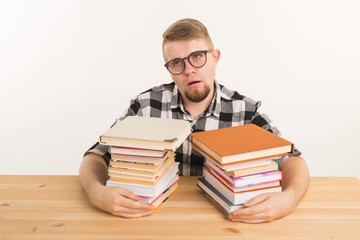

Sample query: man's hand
[79,153,155,219]
[228,156,309,223]
[228,190,296,223]
[90,184,155,218]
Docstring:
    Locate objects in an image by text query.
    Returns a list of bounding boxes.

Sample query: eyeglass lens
[167,51,207,75]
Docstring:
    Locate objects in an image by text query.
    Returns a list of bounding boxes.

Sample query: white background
[1,0,359,177]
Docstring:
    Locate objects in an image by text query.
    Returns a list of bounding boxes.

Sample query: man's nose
[183,59,196,75]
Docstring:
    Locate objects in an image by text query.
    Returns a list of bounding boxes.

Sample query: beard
[184,83,211,103]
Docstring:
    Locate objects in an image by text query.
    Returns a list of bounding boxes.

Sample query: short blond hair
[162,18,214,49]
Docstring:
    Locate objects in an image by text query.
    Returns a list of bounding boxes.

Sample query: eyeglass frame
[164,49,213,75]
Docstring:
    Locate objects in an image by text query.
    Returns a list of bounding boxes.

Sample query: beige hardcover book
[100,116,192,151]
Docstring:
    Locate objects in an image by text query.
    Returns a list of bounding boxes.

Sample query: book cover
[139,177,180,203]
[152,183,179,212]
[106,171,180,197]
[100,116,192,151]
[193,143,275,170]
[197,178,244,214]
[190,124,294,164]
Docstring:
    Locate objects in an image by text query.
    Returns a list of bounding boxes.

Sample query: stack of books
[99,116,192,211]
[190,124,294,213]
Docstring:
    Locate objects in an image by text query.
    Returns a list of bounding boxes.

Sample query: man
[79,18,309,223]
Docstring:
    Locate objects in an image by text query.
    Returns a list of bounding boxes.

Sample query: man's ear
[213,49,221,63]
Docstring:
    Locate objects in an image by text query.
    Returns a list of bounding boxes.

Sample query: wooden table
[0,176,360,239]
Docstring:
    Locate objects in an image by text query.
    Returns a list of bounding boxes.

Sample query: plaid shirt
[85,80,301,176]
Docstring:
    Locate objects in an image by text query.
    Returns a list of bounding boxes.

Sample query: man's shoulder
[218,83,261,109]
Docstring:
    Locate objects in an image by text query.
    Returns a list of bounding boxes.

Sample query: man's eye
[171,59,183,66]
[191,52,204,61]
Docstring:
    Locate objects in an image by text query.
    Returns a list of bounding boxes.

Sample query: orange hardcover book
[190,124,294,164]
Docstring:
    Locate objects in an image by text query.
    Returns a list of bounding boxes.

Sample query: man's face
[163,39,220,103]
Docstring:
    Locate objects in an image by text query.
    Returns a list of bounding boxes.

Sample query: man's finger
[243,193,270,207]
[230,201,268,218]
[116,210,154,219]
[116,196,155,211]
[229,215,270,224]
[114,187,141,201]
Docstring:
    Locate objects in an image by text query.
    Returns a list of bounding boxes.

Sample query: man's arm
[228,156,309,223]
[79,153,155,218]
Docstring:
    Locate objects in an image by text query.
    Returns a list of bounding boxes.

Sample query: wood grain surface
[1,176,360,239]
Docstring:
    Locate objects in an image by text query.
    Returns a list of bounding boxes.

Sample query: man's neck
[182,89,215,120]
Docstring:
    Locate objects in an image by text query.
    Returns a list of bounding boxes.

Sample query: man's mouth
[188,81,201,86]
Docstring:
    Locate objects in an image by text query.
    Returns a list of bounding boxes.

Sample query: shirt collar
[170,80,222,118]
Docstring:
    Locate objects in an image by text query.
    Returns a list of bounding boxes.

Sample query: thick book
[204,170,282,205]
[197,178,244,214]
[106,171,179,197]
[190,124,294,164]
[139,177,179,203]
[100,116,192,151]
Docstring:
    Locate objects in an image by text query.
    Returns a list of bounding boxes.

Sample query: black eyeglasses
[164,49,213,75]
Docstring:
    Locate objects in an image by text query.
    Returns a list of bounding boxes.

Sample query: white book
[139,179,179,205]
